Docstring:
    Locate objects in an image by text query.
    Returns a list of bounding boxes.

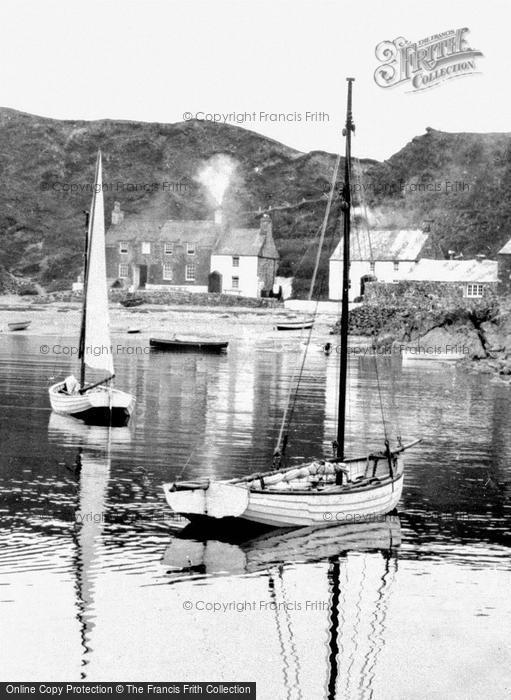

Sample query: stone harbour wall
[40,288,282,309]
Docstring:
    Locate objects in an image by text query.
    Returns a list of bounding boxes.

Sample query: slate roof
[405,258,498,283]
[108,217,279,258]
[107,219,223,247]
[330,229,429,261]
[213,228,279,258]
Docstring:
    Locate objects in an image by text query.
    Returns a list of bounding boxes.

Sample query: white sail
[84,152,114,376]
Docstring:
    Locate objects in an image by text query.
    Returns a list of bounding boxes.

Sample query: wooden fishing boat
[150,337,228,353]
[8,320,31,331]
[127,327,141,334]
[276,318,314,331]
[48,152,135,427]
[162,79,420,527]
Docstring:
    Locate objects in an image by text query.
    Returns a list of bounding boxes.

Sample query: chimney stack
[111,201,124,225]
[260,213,272,236]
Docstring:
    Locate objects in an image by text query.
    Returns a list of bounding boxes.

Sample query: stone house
[105,203,279,297]
[329,229,429,301]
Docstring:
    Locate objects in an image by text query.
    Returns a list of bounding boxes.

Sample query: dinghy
[276,318,314,331]
[150,337,228,353]
[162,79,420,527]
[48,152,135,427]
[8,320,31,331]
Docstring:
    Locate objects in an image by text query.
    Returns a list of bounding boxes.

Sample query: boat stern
[162,480,249,519]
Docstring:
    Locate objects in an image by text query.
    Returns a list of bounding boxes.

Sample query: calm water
[0,329,510,699]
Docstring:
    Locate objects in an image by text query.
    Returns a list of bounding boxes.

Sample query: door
[208,270,222,293]
[139,265,148,289]
[360,274,376,297]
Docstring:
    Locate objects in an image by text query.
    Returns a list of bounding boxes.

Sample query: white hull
[239,474,403,527]
[49,379,135,426]
[162,448,413,528]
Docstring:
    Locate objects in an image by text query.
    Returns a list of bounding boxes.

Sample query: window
[187,242,196,255]
[232,276,239,289]
[142,242,151,254]
[164,242,173,255]
[119,263,129,278]
[369,261,375,273]
[232,256,240,267]
[185,263,196,281]
[119,241,128,254]
[163,263,173,281]
[466,283,484,298]
[393,261,399,271]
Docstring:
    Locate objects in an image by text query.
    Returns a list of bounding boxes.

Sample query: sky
[0,0,509,161]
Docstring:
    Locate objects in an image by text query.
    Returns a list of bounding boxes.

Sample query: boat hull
[150,338,228,353]
[276,320,314,331]
[163,459,405,528]
[48,381,135,427]
[8,322,31,331]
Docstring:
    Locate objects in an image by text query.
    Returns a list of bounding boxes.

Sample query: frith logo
[374,28,483,92]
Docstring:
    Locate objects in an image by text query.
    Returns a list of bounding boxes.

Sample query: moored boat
[276,318,314,331]
[8,320,31,331]
[150,337,228,353]
[48,152,135,427]
[162,79,420,528]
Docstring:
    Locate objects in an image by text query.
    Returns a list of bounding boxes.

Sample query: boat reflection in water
[164,516,401,699]
[48,414,132,677]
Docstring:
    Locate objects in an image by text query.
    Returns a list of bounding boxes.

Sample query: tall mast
[78,210,90,388]
[336,78,355,459]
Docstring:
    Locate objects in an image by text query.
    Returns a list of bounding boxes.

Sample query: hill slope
[0,109,510,295]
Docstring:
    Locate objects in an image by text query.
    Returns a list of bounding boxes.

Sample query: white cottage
[329,229,429,301]
[210,214,279,297]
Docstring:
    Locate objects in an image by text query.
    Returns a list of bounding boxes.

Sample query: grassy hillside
[0,109,510,296]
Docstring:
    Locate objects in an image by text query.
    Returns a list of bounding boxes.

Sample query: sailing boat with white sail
[162,78,420,527]
[48,152,135,426]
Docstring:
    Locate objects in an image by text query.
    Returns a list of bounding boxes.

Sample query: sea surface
[0,328,510,699]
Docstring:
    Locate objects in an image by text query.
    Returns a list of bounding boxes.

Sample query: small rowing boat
[276,318,314,331]
[149,337,229,353]
[8,320,31,331]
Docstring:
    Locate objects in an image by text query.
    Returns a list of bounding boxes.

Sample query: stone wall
[40,288,282,308]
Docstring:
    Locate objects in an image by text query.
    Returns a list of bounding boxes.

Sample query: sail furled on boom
[83,152,114,376]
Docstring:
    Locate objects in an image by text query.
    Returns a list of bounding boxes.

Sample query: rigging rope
[275,154,343,462]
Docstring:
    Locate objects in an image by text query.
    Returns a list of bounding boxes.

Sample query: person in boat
[60,375,80,395]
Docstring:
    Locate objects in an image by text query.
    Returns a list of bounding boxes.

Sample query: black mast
[78,209,90,388]
[336,78,355,460]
